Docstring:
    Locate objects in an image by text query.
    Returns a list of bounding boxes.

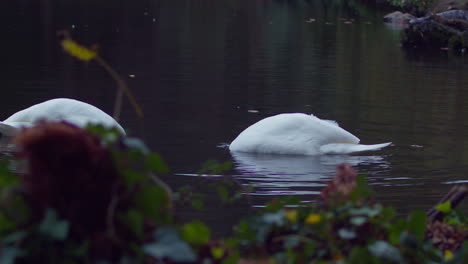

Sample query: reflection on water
[231,151,390,196]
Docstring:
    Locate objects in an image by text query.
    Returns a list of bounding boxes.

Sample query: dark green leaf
[181,220,211,245]
[134,185,170,222]
[221,251,240,264]
[146,153,169,173]
[350,175,374,200]
[389,219,406,244]
[121,209,143,238]
[407,210,426,241]
[120,169,144,187]
[0,161,19,188]
[216,186,230,202]
[191,199,204,210]
[0,212,16,233]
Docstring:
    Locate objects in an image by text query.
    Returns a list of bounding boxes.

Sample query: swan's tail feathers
[320,142,392,154]
[0,122,19,137]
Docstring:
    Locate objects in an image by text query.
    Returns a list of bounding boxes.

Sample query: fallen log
[426,185,468,252]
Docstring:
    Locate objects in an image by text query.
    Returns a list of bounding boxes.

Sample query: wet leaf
[39,208,69,241]
[349,206,380,217]
[0,247,26,264]
[262,210,286,226]
[368,240,403,262]
[351,216,367,226]
[338,228,356,240]
[143,227,196,262]
[123,138,150,155]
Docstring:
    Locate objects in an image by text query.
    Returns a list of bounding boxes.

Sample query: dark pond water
[3,0,468,234]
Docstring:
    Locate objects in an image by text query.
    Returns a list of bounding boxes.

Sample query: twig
[95,56,144,119]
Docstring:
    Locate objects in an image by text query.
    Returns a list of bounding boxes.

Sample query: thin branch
[95,56,144,118]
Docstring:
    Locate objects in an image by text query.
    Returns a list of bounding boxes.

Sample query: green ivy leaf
[338,228,356,240]
[435,201,452,214]
[122,137,150,155]
[221,251,240,264]
[211,247,225,259]
[38,208,69,241]
[407,210,426,241]
[0,247,26,264]
[216,186,230,202]
[388,219,406,245]
[351,216,367,226]
[134,185,170,222]
[143,227,196,262]
[181,221,211,245]
[368,240,404,262]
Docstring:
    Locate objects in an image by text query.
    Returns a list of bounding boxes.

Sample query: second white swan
[229,113,391,155]
[0,98,125,136]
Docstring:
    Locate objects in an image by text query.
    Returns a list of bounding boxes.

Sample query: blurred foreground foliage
[0,122,466,264]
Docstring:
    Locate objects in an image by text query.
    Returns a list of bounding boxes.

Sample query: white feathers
[229,113,391,155]
[0,98,125,136]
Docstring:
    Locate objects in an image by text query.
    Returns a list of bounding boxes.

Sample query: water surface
[3,0,468,229]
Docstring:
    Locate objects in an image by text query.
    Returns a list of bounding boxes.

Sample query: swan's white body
[0,98,125,136]
[229,113,390,155]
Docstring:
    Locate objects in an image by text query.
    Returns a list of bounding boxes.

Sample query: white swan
[229,113,391,155]
[0,98,125,136]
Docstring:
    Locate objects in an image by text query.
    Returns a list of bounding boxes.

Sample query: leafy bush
[0,123,467,263]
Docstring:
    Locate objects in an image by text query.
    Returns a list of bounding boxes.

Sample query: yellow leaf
[61,39,97,61]
[444,250,453,260]
[284,210,298,223]
[210,247,225,259]
[305,213,321,224]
